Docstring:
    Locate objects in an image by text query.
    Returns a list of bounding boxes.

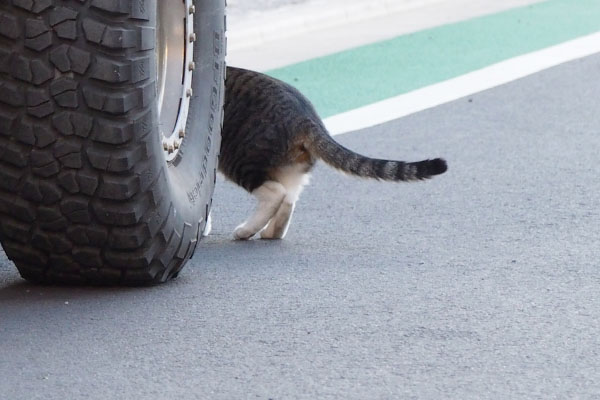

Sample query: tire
[0,0,226,285]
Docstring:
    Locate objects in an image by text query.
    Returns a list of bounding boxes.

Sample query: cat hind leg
[260,201,295,239]
[261,170,309,240]
[201,212,212,237]
[234,181,286,240]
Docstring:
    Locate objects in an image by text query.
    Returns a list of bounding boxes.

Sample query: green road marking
[268,0,600,118]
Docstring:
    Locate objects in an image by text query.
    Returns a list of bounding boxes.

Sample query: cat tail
[303,120,447,182]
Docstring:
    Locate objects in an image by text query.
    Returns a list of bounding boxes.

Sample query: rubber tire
[0,0,225,285]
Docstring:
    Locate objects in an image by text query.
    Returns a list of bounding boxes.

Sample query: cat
[206,66,447,240]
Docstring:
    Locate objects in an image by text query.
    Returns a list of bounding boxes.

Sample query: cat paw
[260,222,288,240]
[259,224,273,239]
[201,214,212,237]
[260,229,283,240]
[233,224,255,240]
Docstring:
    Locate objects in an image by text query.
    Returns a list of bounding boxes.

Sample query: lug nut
[179,129,186,138]
[188,61,196,71]
[189,33,196,42]
[189,4,195,14]
[186,88,193,97]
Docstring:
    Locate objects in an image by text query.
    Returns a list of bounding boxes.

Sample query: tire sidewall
[167,0,225,232]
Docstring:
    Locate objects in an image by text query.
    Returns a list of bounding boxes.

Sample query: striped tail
[305,121,447,181]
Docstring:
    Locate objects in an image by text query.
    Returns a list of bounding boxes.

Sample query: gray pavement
[227,0,308,16]
[2,54,600,399]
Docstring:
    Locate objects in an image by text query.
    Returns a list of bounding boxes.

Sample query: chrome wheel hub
[157,0,195,161]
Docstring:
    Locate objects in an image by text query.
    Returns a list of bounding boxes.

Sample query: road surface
[1,52,599,399]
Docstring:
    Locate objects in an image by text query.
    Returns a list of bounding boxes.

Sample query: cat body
[213,66,447,240]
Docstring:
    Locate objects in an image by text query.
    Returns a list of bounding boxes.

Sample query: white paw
[201,214,212,237]
[233,224,255,240]
[260,226,286,240]
[260,229,276,240]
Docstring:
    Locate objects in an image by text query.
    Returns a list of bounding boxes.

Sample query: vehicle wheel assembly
[0,0,226,284]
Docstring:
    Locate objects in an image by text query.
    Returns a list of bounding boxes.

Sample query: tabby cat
[207,66,447,240]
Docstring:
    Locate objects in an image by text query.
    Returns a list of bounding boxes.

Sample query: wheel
[0,0,226,285]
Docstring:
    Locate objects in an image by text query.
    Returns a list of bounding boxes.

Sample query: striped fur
[303,118,447,181]
[216,67,447,240]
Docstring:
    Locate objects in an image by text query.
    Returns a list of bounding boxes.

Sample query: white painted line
[324,31,600,136]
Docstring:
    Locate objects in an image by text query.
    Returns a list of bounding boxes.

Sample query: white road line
[324,31,600,136]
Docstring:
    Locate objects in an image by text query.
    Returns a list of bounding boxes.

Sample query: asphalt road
[1,54,599,399]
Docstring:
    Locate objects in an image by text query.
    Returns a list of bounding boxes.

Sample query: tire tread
[0,0,222,284]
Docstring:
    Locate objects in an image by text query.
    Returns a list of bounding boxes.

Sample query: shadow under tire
[0,0,226,285]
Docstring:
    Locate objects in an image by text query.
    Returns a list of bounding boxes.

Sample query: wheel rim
[157,0,195,161]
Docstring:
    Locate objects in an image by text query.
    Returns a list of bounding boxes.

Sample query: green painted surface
[268,0,600,118]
